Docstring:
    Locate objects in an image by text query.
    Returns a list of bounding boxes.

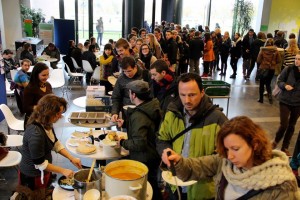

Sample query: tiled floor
[1,59,299,199]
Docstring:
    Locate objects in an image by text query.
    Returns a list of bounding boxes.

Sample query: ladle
[86,159,96,183]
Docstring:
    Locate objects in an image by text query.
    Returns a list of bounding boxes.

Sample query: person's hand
[111,114,119,122]
[117,119,124,128]
[43,52,47,55]
[62,168,74,178]
[70,157,82,169]
[162,148,181,168]
[285,84,294,91]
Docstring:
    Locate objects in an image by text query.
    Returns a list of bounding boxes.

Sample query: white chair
[65,63,84,85]
[91,66,101,85]
[48,69,68,98]
[82,60,94,73]
[40,60,53,72]
[71,57,82,72]
[0,151,22,183]
[0,104,24,135]
[10,69,18,81]
[5,79,14,105]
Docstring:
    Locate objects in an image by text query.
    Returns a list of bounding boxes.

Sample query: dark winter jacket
[121,98,161,163]
[189,36,204,60]
[278,65,300,106]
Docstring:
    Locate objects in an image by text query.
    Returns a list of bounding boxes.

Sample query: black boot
[257,99,263,103]
[268,94,273,104]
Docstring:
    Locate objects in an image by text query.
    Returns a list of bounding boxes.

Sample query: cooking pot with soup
[104,160,148,199]
[73,169,102,200]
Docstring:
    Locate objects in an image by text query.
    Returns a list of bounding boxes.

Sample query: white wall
[1,0,22,50]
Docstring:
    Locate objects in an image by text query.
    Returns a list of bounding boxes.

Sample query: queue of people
[2,22,300,200]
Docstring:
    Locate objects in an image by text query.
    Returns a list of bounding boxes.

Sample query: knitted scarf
[157,73,174,89]
[222,150,296,190]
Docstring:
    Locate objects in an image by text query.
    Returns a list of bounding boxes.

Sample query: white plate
[123,105,136,110]
[161,171,197,186]
[67,138,80,147]
[71,131,89,138]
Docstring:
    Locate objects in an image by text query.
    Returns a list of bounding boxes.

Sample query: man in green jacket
[157,73,227,200]
[116,80,163,200]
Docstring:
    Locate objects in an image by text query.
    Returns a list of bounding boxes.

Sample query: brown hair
[27,94,67,130]
[115,38,130,49]
[217,116,272,166]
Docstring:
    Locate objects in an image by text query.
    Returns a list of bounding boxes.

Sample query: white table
[52,181,153,200]
[2,135,23,147]
[65,130,129,160]
[17,65,34,73]
[37,55,58,62]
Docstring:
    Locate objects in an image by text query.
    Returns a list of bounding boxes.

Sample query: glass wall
[77,0,89,43]
[93,0,122,44]
[64,0,75,20]
[210,0,235,36]
[182,0,209,29]
[31,0,59,23]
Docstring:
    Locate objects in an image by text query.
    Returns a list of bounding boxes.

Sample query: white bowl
[109,195,137,200]
[83,189,100,200]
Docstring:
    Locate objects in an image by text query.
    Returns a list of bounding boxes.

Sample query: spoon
[86,159,96,183]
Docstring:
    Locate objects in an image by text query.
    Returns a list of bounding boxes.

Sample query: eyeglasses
[142,48,149,50]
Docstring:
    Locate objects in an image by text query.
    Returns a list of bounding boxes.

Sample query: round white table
[2,135,23,147]
[73,96,86,108]
[37,55,58,62]
[52,181,153,200]
[65,130,129,160]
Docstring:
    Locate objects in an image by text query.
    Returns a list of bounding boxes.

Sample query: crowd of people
[2,20,300,200]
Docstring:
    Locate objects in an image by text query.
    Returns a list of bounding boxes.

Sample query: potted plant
[20,4,44,37]
[231,0,254,37]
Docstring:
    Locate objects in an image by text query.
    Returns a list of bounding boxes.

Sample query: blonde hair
[286,39,299,55]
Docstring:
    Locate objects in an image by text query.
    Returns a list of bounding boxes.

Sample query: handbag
[258,52,275,79]
[272,84,281,98]
[258,68,270,79]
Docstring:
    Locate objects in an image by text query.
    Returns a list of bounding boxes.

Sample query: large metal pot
[73,169,102,200]
[104,160,148,200]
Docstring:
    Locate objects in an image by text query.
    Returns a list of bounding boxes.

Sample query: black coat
[189,37,204,60]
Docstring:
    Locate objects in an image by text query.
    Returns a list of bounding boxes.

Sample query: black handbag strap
[236,189,264,200]
[218,173,264,200]
[170,105,218,143]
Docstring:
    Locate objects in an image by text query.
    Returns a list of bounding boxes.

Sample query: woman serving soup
[162,116,299,199]
[19,94,82,190]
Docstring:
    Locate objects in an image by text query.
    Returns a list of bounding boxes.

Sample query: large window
[78,0,89,43]
[31,0,59,23]
[144,0,162,30]
[64,0,75,20]
[93,0,122,44]
[210,0,235,36]
[182,0,209,29]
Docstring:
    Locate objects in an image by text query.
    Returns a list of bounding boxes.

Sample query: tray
[69,112,106,124]
[202,80,230,96]
[86,96,112,112]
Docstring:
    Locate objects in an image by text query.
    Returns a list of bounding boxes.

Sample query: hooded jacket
[175,150,300,200]
[121,98,161,163]
[111,66,150,115]
[278,65,300,107]
[257,47,281,70]
[157,95,228,200]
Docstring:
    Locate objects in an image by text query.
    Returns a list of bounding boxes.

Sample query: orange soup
[110,172,141,180]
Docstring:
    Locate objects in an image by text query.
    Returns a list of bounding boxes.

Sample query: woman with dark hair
[229,33,242,78]
[219,31,231,76]
[20,94,82,190]
[138,43,157,70]
[162,116,299,199]
[257,38,281,104]
[23,62,52,126]
[99,43,115,94]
